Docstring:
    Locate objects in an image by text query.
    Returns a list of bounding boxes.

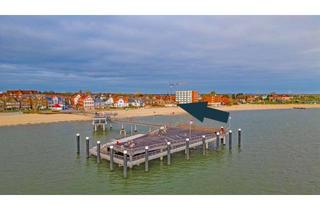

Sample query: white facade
[176,90,193,104]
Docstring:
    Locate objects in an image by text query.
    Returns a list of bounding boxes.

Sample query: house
[19,96,32,110]
[105,95,114,107]
[113,96,128,108]
[78,95,94,110]
[5,97,20,110]
[268,94,293,103]
[31,95,48,110]
[71,93,82,108]
[202,95,231,106]
[128,98,145,107]
[6,90,39,99]
[46,95,65,110]
[94,98,106,109]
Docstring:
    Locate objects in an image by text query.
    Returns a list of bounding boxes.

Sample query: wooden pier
[88,125,229,172]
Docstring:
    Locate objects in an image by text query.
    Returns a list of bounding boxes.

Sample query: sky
[0,16,320,94]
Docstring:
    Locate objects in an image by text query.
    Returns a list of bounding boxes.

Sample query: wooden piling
[216,132,220,149]
[167,142,171,165]
[134,124,137,132]
[202,135,206,155]
[96,141,101,163]
[186,138,190,160]
[145,146,149,172]
[229,130,232,150]
[109,123,112,130]
[238,128,241,147]
[123,150,128,178]
[76,133,80,154]
[86,137,90,158]
[131,125,133,135]
[109,145,114,171]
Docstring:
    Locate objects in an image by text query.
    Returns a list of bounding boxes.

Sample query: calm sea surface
[0,109,319,194]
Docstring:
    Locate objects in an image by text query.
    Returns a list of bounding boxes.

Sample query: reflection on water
[0,109,320,194]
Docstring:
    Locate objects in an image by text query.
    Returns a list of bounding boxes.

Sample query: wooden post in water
[96,141,101,163]
[145,146,149,172]
[85,137,90,158]
[109,145,114,171]
[134,124,137,132]
[221,126,226,145]
[130,125,133,135]
[238,128,241,147]
[202,135,206,155]
[76,133,80,154]
[167,142,171,165]
[160,148,163,161]
[229,130,232,150]
[123,150,128,178]
[109,123,112,130]
[216,132,220,149]
[185,138,190,160]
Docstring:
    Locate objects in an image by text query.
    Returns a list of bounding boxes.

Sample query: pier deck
[89,126,226,168]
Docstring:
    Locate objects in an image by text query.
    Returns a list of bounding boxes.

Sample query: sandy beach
[0,104,320,127]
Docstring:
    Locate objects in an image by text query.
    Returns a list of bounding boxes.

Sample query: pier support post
[160,148,163,161]
[216,132,220,150]
[229,130,232,150]
[109,123,112,130]
[221,127,224,145]
[238,128,241,147]
[134,124,137,132]
[167,142,171,165]
[110,146,114,171]
[103,124,106,131]
[86,137,90,158]
[96,141,101,164]
[185,138,190,160]
[76,133,80,154]
[94,124,97,131]
[145,146,149,172]
[202,135,206,155]
[130,125,133,136]
[123,150,128,178]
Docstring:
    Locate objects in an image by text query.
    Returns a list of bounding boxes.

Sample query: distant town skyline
[1,16,320,93]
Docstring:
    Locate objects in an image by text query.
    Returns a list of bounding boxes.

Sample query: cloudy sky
[0,16,319,93]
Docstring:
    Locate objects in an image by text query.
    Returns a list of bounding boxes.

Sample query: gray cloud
[0,16,320,93]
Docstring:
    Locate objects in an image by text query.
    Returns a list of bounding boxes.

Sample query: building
[5,97,20,110]
[78,95,94,110]
[46,95,65,110]
[113,96,128,108]
[202,95,231,106]
[19,96,32,110]
[128,98,145,107]
[175,90,199,104]
[268,94,293,103]
[6,90,39,99]
[71,93,82,108]
[105,95,114,107]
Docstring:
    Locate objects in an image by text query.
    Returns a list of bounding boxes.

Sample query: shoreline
[0,104,319,127]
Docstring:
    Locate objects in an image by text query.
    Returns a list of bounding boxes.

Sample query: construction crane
[168,82,187,97]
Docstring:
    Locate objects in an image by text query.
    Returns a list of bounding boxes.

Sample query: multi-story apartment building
[175,90,199,104]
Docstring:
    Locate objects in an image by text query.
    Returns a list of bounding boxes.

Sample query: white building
[175,90,199,104]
